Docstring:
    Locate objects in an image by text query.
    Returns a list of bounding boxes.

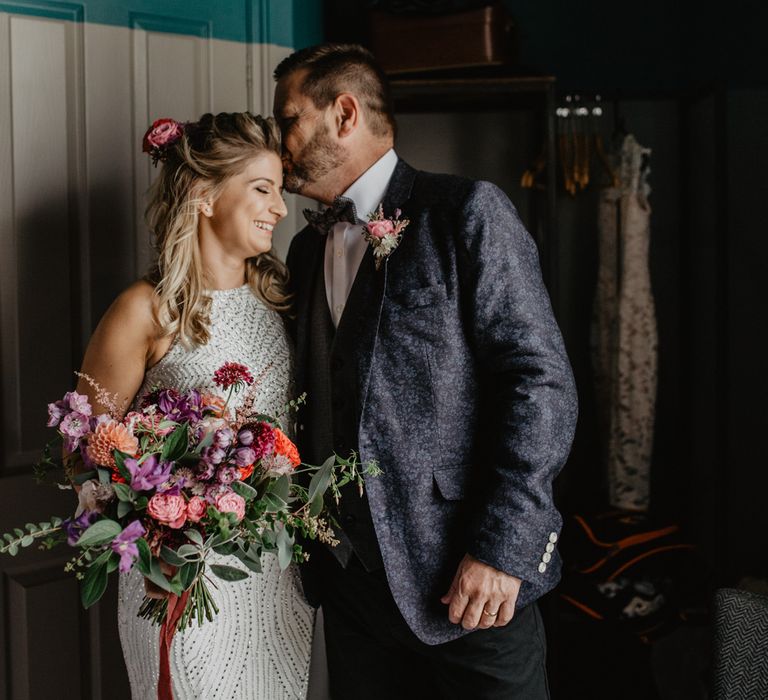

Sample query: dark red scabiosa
[237,421,276,461]
[213,363,254,392]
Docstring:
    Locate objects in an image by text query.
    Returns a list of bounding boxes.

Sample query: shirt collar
[342,149,398,223]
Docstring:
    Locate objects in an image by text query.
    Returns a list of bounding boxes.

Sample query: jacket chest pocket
[388,282,448,309]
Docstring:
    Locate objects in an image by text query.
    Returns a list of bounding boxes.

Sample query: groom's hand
[440,554,521,630]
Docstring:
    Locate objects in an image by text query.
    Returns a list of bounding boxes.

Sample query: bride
[75,112,314,698]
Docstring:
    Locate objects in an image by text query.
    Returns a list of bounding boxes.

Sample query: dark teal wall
[0,0,324,46]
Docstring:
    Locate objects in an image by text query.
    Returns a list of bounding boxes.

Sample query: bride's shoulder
[97,280,158,337]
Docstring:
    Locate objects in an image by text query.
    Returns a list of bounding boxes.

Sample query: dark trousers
[310,545,551,700]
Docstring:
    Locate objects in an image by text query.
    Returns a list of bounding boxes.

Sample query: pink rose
[142,118,183,152]
[147,493,187,529]
[366,219,394,239]
[215,492,246,522]
[186,496,208,523]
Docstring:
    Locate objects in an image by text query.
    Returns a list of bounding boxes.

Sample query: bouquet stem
[137,570,219,631]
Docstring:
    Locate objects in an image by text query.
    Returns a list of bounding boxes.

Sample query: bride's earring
[202,203,213,217]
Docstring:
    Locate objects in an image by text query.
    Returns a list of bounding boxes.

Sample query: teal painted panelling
[0,0,324,46]
[290,0,324,49]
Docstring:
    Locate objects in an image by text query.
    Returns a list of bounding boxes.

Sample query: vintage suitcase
[369,2,514,74]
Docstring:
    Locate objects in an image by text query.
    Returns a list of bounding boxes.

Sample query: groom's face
[274,70,345,196]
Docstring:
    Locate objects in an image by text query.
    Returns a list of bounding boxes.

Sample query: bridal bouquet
[1,362,378,631]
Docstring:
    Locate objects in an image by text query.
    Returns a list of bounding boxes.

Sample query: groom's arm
[445,180,578,627]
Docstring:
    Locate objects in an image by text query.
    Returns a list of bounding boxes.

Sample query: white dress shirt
[324,148,398,326]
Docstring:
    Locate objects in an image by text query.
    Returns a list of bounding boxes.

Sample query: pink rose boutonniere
[363,204,410,270]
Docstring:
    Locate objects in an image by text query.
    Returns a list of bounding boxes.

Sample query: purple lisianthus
[216,466,238,485]
[60,411,91,451]
[196,460,216,481]
[213,427,234,449]
[234,446,256,468]
[125,454,172,492]
[237,427,254,446]
[47,399,68,427]
[64,391,92,416]
[110,520,145,573]
[238,422,276,461]
[202,445,226,466]
[158,388,202,424]
[62,510,98,546]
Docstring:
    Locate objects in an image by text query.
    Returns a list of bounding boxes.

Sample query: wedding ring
[482,608,498,618]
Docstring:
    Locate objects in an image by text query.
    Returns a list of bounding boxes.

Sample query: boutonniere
[363,204,410,270]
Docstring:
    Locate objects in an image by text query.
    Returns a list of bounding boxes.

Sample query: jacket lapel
[332,159,418,415]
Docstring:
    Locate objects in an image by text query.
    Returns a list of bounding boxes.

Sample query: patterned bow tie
[303,196,359,236]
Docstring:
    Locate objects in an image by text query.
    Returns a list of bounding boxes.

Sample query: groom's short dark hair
[274,43,396,138]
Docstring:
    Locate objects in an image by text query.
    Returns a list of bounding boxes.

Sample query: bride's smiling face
[201,151,287,260]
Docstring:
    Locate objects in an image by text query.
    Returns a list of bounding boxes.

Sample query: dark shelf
[390,75,556,113]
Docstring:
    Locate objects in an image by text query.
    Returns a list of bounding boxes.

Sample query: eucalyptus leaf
[309,494,324,518]
[184,529,204,546]
[270,475,291,502]
[276,527,294,570]
[76,519,122,548]
[177,544,201,559]
[236,554,262,574]
[308,456,335,503]
[20,535,34,547]
[113,482,136,503]
[263,492,286,514]
[160,545,187,567]
[146,557,173,592]
[97,468,111,485]
[232,480,258,502]
[210,564,249,582]
[177,562,198,590]
[212,542,236,556]
[117,500,133,518]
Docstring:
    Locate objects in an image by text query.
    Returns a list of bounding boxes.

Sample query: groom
[274,44,577,699]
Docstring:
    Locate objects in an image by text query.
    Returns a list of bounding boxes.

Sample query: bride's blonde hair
[145,112,289,347]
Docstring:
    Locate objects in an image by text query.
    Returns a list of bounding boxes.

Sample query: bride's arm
[75,280,164,415]
[73,280,174,599]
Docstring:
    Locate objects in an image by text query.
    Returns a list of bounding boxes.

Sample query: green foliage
[210,564,249,582]
[75,519,122,548]
[161,424,189,462]
[0,518,64,556]
[81,549,113,608]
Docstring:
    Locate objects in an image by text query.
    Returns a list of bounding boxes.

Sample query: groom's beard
[283,122,345,195]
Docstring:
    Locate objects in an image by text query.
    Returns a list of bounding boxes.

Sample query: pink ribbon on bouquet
[157,590,190,700]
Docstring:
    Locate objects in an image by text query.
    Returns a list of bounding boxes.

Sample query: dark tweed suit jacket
[287,159,578,645]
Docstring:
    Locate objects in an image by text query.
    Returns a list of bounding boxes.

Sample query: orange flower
[201,392,227,418]
[86,419,138,467]
[273,428,301,468]
[238,463,255,481]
